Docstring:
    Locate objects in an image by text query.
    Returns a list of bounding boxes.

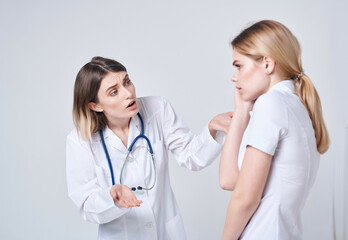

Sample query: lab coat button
[145,222,153,228]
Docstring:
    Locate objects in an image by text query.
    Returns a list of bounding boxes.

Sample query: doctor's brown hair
[72,56,127,140]
[232,20,330,154]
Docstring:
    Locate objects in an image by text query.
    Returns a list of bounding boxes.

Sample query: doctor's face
[231,50,271,101]
[93,71,138,122]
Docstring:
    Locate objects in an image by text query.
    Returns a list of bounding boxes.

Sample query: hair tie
[294,72,304,81]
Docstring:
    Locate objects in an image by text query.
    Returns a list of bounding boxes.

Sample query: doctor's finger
[130,199,142,206]
[225,112,233,118]
[129,202,141,207]
[124,199,136,206]
[124,201,138,208]
[121,202,133,208]
[118,200,128,208]
[119,199,132,207]
[110,190,117,200]
[130,198,142,204]
[132,199,143,206]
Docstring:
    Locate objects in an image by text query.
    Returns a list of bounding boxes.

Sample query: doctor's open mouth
[127,100,136,108]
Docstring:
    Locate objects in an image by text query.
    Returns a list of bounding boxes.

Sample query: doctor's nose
[122,87,133,99]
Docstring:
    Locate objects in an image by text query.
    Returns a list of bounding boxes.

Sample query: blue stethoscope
[99,112,157,191]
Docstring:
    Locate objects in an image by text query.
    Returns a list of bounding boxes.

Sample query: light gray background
[1,0,347,239]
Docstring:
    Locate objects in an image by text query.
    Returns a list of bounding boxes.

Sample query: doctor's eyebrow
[232,60,239,66]
[105,74,129,93]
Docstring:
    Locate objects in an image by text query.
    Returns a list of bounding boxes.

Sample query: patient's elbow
[219,178,236,191]
[233,192,261,213]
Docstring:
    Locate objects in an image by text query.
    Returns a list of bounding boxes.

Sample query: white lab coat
[66,96,223,240]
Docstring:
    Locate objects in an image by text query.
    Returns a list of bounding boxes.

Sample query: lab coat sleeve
[66,133,130,224]
[160,97,223,171]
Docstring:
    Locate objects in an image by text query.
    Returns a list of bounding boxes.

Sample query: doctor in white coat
[66,56,231,240]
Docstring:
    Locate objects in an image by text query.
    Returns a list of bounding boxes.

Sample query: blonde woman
[219,20,330,240]
[66,56,231,240]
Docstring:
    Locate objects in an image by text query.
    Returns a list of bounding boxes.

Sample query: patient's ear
[263,56,275,74]
[88,102,103,112]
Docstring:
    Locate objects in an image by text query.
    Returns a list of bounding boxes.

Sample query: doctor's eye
[125,79,132,85]
[235,64,241,69]
[110,89,118,96]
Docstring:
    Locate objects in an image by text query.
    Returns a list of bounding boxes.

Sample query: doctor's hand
[110,185,143,208]
[209,112,233,137]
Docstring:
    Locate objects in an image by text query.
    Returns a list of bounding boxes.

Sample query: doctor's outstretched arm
[160,97,232,170]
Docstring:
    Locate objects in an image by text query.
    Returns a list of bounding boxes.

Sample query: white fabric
[66,96,223,240]
[237,80,320,240]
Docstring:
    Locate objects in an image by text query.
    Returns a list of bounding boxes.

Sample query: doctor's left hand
[209,112,233,138]
[110,184,143,208]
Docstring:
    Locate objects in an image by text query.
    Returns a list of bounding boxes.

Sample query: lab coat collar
[102,114,142,153]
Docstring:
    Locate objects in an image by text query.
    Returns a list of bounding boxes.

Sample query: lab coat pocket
[165,214,186,240]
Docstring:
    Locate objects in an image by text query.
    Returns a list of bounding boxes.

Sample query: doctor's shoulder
[137,96,170,118]
[66,127,94,151]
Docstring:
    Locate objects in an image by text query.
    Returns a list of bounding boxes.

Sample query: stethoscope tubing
[99,112,156,191]
[99,129,116,186]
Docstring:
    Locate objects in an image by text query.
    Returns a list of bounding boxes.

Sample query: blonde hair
[232,20,329,154]
[72,57,127,140]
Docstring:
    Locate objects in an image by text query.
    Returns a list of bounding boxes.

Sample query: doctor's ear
[88,102,103,112]
[263,56,275,74]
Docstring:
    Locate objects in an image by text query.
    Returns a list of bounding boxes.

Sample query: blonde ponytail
[295,75,330,154]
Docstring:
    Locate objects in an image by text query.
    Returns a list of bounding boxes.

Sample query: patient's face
[231,50,271,102]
